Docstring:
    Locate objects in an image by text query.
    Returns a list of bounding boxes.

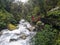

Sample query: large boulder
[7,23,17,31]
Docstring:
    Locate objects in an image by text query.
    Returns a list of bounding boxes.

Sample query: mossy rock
[7,23,17,31]
[36,21,42,25]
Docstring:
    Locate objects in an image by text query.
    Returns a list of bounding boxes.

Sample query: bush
[0,9,16,30]
[47,10,60,26]
[32,24,58,45]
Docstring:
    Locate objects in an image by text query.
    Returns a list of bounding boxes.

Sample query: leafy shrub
[47,10,60,26]
[32,24,58,45]
[0,9,16,30]
[48,10,60,16]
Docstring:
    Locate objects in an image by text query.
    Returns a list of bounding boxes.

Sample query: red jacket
[32,16,40,22]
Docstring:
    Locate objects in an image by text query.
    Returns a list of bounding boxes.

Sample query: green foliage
[0,9,16,29]
[26,15,32,22]
[57,0,60,7]
[46,0,58,10]
[48,10,60,16]
[47,10,60,26]
[32,24,58,45]
[55,31,60,45]
[0,0,14,8]
[32,7,40,16]
[0,0,60,45]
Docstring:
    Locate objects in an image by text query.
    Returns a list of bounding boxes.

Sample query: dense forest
[0,0,60,45]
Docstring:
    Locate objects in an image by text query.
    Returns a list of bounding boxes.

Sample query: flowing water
[0,19,36,45]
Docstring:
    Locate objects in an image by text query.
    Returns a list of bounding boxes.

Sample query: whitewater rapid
[0,19,36,45]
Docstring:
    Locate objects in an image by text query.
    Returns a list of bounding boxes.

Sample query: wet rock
[41,23,44,25]
[10,39,18,42]
[27,26,35,31]
[19,33,27,40]
[0,31,2,36]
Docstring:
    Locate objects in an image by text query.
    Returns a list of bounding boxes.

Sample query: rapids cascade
[0,19,36,45]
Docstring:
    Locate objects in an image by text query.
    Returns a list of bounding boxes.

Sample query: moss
[7,23,17,30]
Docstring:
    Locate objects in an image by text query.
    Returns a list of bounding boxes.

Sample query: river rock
[10,39,18,42]
[0,31,2,36]
[27,26,35,31]
[19,33,27,39]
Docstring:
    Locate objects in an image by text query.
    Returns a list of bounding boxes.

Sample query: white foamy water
[0,19,36,45]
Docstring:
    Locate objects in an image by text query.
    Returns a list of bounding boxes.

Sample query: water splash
[0,19,36,45]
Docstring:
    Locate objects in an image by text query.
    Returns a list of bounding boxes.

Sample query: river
[0,19,36,45]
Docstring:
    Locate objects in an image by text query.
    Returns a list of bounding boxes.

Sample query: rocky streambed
[0,19,36,45]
